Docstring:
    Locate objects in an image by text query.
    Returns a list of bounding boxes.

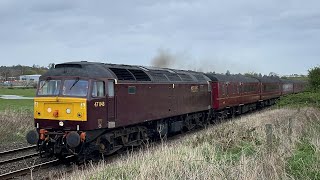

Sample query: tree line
[0,64,48,81]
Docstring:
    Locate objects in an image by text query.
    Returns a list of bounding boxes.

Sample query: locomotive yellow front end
[26,78,91,158]
[33,97,87,122]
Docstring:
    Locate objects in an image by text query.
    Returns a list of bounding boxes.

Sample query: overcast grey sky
[0,0,319,75]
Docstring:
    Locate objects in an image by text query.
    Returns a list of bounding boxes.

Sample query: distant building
[8,77,17,81]
[19,74,41,83]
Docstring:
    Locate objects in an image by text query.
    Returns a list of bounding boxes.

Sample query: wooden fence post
[288,118,293,143]
[265,124,273,154]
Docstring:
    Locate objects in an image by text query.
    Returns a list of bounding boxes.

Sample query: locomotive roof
[205,73,259,83]
[41,61,210,83]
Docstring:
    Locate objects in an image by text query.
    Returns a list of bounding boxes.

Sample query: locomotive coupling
[26,130,39,144]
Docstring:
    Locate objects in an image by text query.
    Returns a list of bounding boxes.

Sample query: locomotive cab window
[92,81,105,97]
[38,80,61,95]
[63,80,89,97]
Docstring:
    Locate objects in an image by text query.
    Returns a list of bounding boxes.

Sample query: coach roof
[205,73,259,83]
[253,76,281,83]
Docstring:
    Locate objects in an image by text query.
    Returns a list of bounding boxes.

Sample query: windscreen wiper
[69,78,80,90]
[40,79,50,90]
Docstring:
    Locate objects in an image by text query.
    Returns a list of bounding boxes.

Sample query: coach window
[92,81,105,97]
[220,84,224,96]
[226,83,229,96]
[199,85,205,92]
[232,84,236,94]
[108,80,114,97]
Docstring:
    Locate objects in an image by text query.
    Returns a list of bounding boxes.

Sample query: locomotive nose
[26,130,39,144]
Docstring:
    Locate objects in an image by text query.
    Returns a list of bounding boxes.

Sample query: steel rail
[0,155,74,180]
[0,159,59,180]
[0,145,37,156]
[0,152,39,165]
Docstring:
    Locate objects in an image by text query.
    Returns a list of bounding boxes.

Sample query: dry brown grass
[0,109,33,147]
[60,107,320,180]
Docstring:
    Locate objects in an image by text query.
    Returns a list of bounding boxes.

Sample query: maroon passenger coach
[205,74,261,115]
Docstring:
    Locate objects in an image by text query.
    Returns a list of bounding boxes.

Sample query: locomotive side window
[108,80,114,97]
[128,86,136,94]
[92,81,105,97]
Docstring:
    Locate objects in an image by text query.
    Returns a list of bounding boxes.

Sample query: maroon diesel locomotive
[27,62,212,158]
[26,61,306,159]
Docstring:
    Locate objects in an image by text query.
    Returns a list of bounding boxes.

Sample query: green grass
[0,99,33,111]
[0,87,36,97]
[286,140,320,180]
[0,88,35,111]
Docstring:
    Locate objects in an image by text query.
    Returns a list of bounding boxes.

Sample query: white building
[19,74,41,83]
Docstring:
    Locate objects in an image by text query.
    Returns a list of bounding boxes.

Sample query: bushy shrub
[277,92,320,108]
[308,66,320,90]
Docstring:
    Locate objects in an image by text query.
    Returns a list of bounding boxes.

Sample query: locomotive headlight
[59,121,64,127]
[66,108,71,114]
[80,103,86,109]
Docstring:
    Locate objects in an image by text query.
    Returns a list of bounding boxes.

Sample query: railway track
[0,145,40,179]
[0,152,39,166]
[0,145,38,166]
[0,145,37,156]
[0,158,59,179]
[0,154,74,180]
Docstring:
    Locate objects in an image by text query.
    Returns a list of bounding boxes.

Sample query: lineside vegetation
[0,110,33,146]
[61,107,320,180]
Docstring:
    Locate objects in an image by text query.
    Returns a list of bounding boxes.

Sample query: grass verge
[61,107,320,180]
[0,99,33,111]
[0,109,33,147]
